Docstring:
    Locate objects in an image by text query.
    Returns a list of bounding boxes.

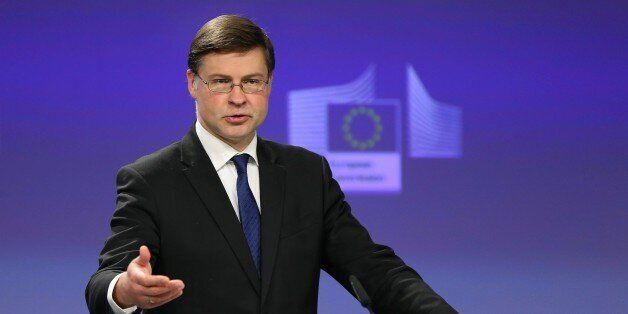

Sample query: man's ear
[186,69,197,99]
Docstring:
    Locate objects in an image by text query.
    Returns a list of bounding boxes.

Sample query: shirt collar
[195,120,258,171]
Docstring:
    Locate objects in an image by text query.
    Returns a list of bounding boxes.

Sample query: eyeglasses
[196,74,269,94]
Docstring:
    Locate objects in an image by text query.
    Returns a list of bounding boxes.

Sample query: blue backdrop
[1,1,627,313]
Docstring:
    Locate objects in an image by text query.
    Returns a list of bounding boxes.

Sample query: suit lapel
[179,126,261,295]
[257,139,286,306]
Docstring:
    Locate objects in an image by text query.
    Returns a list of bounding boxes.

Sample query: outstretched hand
[113,245,185,309]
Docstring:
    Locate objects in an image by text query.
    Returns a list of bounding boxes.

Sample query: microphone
[349,275,375,314]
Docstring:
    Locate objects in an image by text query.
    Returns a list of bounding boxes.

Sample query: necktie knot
[232,154,250,176]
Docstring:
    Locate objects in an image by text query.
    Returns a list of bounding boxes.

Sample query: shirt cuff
[107,273,138,314]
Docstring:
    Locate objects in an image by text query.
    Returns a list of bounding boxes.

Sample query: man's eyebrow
[241,72,266,78]
[206,73,232,79]
[206,72,266,79]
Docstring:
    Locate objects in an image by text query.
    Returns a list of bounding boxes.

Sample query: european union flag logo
[287,65,460,193]
[328,102,398,152]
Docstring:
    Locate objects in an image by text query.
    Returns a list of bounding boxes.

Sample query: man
[85,15,456,314]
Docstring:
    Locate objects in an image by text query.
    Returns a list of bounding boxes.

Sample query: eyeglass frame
[195,73,270,94]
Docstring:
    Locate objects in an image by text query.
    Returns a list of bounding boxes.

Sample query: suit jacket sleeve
[85,165,160,314]
[319,157,457,314]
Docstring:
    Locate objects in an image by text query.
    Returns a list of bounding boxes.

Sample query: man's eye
[244,79,261,85]
[212,79,231,84]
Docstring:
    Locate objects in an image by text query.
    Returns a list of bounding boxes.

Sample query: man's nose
[228,84,247,105]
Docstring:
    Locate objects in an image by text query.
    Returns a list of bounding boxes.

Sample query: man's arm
[85,166,182,313]
[319,157,457,314]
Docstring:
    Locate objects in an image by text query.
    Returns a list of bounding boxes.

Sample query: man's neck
[223,135,253,152]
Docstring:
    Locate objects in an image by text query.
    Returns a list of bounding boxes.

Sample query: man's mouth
[225,114,250,124]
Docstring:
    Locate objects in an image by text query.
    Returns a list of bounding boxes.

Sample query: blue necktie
[232,154,261,275]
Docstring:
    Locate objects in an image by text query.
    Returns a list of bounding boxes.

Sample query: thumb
[136,245,151,268]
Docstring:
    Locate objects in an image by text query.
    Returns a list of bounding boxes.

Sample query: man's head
[186,15,275,151]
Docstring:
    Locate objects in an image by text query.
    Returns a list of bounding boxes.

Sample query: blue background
[1,1,627,313]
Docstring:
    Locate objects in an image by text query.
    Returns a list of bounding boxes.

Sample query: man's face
[186,47,271,151]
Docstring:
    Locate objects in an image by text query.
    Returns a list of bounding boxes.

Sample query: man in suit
[85,15,456,313]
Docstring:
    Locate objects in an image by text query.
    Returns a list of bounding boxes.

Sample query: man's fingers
[147,287,184,308]
[137,274,170,287]
[129,270,170,287]
[170,279,185,289]
[138,279,185,296]
[136,284,173,296]
[136,245,151,267]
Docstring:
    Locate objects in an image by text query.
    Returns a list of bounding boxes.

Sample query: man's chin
[220,131,255,147]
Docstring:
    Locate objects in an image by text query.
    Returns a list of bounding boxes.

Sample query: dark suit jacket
[85,126,456,313]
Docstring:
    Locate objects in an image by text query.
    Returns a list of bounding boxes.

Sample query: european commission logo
[288,65,462,193]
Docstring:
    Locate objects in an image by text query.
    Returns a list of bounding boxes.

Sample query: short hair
[187,15,275,76]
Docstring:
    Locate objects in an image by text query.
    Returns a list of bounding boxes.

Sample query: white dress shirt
[106,120,262,313]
